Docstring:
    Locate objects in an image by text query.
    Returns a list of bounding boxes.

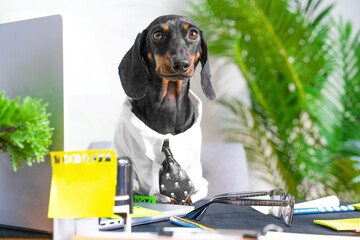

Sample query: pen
[169,216,214,231]
[294,204,359,215]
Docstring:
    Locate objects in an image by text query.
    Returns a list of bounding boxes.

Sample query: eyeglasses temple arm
[185,201,212,220]
[186,199,230,220]
[211,190,271,201]
[225,199,290,206]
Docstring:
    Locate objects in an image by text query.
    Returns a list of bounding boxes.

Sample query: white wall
[323,0,360,32]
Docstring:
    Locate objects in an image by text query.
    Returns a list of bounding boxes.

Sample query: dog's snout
[171,58,190,73]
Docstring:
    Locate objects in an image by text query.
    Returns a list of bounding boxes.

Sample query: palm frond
[312,18,360,197]
[188,0,360,200]
[218,98,289,190]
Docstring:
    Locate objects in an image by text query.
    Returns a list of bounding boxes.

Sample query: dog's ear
[199,31,216,100]
[119,31,149,99]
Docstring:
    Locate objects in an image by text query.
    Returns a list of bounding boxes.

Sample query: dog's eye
[153,31,163,40]
[189,29,198,40]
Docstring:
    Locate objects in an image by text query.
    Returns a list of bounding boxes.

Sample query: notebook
[98,202,194,230]
[314,218,360,232]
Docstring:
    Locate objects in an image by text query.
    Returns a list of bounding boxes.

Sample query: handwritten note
[48,150,117,218]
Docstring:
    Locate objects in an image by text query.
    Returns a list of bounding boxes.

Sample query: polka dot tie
[159,139,194,203]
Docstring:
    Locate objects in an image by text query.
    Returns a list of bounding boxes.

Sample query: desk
[0,201,358,238]
[128,201,359,237]
[0,225,51,239]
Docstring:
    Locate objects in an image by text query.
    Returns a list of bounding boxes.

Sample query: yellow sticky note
[314,218,360,232]
[111,206,164,219]
[48,150,117,218]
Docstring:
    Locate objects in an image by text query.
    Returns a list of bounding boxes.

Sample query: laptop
[98,202,194,230]
[0,15,63,233]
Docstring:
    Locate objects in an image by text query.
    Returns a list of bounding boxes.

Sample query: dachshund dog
[119,14,215,135]
[115,15,215,202]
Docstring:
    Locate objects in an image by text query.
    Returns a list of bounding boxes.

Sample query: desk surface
[0,225,51,239]
[0,201,359,238]
[130,201,359,237]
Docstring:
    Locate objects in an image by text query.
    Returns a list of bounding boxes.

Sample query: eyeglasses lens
[282,194,294,226]
[271,189,283,218]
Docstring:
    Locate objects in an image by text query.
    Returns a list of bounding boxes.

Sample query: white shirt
[114,91,208,203]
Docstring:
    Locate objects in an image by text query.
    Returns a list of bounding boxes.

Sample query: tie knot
[162,139,172,157]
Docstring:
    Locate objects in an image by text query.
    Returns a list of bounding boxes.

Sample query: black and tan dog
[119,14,215,134]
[115,15,215,202]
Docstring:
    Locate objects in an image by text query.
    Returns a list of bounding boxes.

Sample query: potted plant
[0,91,53,171]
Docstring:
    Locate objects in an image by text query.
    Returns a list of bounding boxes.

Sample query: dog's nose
[171,59,190,74]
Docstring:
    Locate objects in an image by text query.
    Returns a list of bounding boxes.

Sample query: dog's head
[119,15,216,100]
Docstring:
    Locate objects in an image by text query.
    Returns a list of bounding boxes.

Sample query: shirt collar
[122,90,202,161]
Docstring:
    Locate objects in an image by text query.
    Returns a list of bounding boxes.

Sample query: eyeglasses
[186,189,295,226]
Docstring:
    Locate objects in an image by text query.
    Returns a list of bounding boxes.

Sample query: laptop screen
[0,15,63,233]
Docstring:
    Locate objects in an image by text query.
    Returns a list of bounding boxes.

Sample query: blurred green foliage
[188,0,360,200]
